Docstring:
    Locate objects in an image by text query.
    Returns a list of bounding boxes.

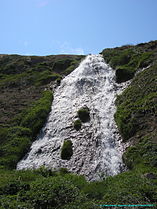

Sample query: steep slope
[17,54,129,181]
[0,54,84,168]
[102,40,157,170]
[0,40,157,208]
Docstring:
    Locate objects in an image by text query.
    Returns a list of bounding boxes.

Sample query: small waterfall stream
[17,55,129,181]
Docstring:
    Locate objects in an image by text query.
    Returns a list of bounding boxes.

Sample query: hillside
[0,41,157,208]
[0,54,84,168]
[101,40,157,170]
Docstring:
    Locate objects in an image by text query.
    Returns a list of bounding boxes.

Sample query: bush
[74,119,82,131]
[21,90,53,137]
[35,166,56,178]
[61,140,73,160]
[116,67,135,83]
[0,126,32,168]
[110,49,132,68]
[0,170,94,209]
[115,65,157,141]
[0,91,53,169]
[77,107,90,123]
[123,133,157,169]
[35,71,61,86]
[101,44,155,83]
[18,176,89,209]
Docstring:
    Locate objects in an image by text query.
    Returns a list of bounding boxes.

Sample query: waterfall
[17,54,129,181]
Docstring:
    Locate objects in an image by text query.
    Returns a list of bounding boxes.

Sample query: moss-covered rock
[61,140,73,160]
[77,107,90,123]
[73,119,82,131]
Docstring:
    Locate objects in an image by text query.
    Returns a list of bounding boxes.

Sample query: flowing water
[17,55,129,181]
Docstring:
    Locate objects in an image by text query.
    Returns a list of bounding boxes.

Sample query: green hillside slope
[0,41,157,208]
[0,54,84,168]
[102,40,157,170]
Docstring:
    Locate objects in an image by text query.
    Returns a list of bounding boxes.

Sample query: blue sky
[0,0,157,55]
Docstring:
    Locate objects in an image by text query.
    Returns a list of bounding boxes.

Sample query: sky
[0,0,157,55]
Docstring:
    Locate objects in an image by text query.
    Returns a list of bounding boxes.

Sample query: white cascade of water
[17,54,129,181]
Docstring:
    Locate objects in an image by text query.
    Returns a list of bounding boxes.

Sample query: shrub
[115,65,157,141]
[35,166,56,177]
[0,91,53,169]
[21,90,53,137]
[59,167,70,175]
[35,71,61,86]
[123,133,157,169]
[61,140,73,160]
[116,67,135,83]
[0,126,32,168]
[77,107,90,123]
[19,176,88,209]
[138,52,153,68]
[73,119,82,131]
[101,44,155,83]
[110,49,132,68]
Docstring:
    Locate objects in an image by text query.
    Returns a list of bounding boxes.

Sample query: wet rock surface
[17,55,129,181]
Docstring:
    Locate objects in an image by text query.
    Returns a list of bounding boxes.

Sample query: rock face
[17,55,129,181]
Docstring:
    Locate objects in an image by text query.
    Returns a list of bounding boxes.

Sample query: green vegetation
[0,166,157,208]
[0,41,157,208]
[123,132,157,169]
[0,54,83,169]
[20,90,53,137]
[112,47,157,177]
[0,169,94,209]
[61,140,73,160]
[101,41,156,83]
[78,107,90,122]
[0,54,84,127]
[0,91,53,169]
[73,119,82,131]
[115,64,157,141]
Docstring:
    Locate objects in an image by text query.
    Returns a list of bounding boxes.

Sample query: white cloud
[37,0,49,7]
[59,41,85,55]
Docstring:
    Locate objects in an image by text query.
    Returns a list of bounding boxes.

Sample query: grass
[0,54,83,169]
[0,91,53,169]
[101,41,156,83]
[20,90,53,137]
[0,166,157,208]
[0,168,95,209]
[0,41,157,208]
[114,64,157,141]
